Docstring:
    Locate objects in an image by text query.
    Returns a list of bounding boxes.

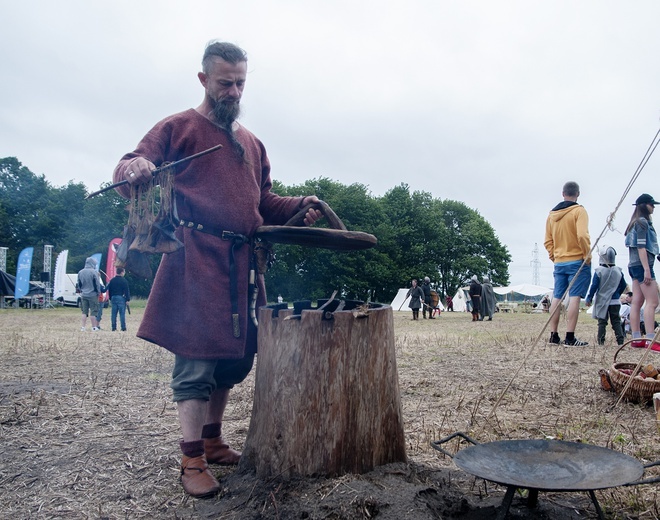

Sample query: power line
[530,243,540,285]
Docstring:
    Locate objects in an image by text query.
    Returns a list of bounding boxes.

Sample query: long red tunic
[113,109,304,359]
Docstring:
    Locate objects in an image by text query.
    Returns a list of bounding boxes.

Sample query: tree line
[0,157,511,302]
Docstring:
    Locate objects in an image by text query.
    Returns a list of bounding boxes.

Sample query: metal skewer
[85,143,223,199]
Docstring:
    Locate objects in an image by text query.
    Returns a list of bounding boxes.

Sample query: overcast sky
[2,0,659,289]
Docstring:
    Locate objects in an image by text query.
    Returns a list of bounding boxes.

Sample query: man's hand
[300,196,323,226]
[124,157,157,186]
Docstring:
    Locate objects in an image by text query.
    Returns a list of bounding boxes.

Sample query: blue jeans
[111,295,127,331]
[553,260,591,299]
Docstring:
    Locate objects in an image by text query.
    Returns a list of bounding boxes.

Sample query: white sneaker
[92,327,99,331]
[80,327,86,332]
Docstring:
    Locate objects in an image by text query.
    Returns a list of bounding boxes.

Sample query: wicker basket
[609,341,660,403]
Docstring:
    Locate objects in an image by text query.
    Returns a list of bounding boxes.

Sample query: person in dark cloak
[481,275,496,321]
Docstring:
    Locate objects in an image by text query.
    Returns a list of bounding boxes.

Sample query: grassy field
[0,305,658,519]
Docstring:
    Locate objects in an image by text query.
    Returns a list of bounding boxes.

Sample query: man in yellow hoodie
[544,181,592,346]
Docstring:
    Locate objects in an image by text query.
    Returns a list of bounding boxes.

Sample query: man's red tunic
[113,109,304,359]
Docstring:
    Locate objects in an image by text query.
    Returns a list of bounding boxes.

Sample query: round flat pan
[453,439,643,491]
[254,226,377,251]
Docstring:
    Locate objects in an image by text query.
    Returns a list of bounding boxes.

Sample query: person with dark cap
[624,193,659,350]
[544,181,591,346]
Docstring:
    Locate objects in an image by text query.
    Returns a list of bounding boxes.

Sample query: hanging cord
[476,125,660,436]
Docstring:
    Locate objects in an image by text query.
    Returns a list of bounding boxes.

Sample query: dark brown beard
[210,99,245,161]
[211,99,241,129]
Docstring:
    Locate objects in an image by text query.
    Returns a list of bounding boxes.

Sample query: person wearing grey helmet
[481,276,496,321]
[584,246,627,345]
[421,276,435,319]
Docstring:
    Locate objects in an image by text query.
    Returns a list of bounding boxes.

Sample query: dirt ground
[0,304,659,520]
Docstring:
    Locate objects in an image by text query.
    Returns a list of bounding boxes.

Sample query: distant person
[624,193,659,350]
[585,246,627,345]
[421,277,434,319]
[107,267,131,332]
[544,181,591,346]
[481,276,496,321]
[95,282,107,329]
[619,291,633,338]
[468,275,482,322]
[446,295,454,312]
[277,294,283,304]
[77,257,102,332]
[540,294,550,312]
[406,279,424,320]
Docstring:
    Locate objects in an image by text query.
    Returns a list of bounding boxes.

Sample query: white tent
[451,287,469,312]
[390,288,410,311]
[390,288,446,312]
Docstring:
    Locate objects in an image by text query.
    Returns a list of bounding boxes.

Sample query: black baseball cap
[634,193,658,206]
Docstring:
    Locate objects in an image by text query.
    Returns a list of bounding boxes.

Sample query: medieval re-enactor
[468,275,482,321]
[406,279,424,320]
[481,276,496,321]
[113,41,324,498]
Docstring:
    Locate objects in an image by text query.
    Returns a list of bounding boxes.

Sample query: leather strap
[178,219,249,337]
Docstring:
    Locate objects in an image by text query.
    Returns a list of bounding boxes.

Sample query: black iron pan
[432,432,660,519]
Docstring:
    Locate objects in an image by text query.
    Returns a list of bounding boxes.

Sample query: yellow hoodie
[544,202,591,264]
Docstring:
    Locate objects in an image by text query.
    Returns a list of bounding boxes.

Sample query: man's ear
[198,71,208,88]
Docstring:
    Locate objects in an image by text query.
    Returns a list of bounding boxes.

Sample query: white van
[57,273,82,307]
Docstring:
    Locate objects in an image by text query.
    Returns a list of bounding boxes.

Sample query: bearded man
[113,41,324,498]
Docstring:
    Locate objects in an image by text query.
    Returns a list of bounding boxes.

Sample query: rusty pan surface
[453,439,643,491]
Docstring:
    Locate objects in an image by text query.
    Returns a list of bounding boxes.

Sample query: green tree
[0,157,87,276]
[0,159,512,303]
[432,199,511,298]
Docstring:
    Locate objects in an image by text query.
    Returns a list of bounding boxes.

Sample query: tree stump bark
[239,302,407,479]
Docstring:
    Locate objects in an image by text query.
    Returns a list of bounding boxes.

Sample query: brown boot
[204,436,241,465]
[180,454,220,498]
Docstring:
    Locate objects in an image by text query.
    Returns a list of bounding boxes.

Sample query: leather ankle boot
[204,436,241,465]
[180,454,220,498]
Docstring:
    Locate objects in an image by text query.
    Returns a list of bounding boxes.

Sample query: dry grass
[0,305,658,519]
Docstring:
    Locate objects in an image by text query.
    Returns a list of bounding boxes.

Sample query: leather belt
[178,219,250,338]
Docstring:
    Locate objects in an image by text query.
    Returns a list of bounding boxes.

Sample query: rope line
[477,124,660,435]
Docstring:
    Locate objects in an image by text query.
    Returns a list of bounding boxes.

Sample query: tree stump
[239,301,407,479]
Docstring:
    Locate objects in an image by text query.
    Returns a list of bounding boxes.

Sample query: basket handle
[613,339,642,363]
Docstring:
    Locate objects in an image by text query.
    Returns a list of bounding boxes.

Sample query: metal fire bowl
[453,439,644,491]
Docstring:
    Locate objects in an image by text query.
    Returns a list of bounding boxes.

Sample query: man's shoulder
[154,108,200,127]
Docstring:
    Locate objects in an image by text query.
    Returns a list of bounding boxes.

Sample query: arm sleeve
[585,273,599,303]
[576,207,591,263]
[544,217,554,262]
